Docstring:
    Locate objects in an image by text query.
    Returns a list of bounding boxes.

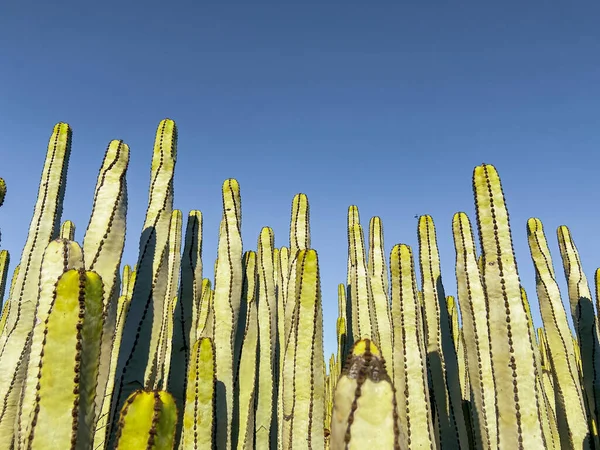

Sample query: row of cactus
[0,119,598,449]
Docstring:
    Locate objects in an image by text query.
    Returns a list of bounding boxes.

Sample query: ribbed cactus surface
[1,121,599,450]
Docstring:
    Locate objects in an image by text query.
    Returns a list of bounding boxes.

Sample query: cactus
[452,212,497,450]
[0,123,72,444]
[4,118,600,450]
[26,268,104,449]
[114,390,177,450]
[473,164,545,449]
[182,338,215,449]
[110,119,176,446]
[281,249,325,449]
[389,244,435,449]
[330,339,401,449]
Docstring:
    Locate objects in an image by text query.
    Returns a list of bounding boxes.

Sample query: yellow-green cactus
[389,244,435,449]
[367,217,393,373]
[60,220,76,240]
[182,338,215,449]
[25,269,104,449]
[18,239,84,447]
[110,119,176,446]
[282,249,325,449]
[418,214,469,449]
[452,212,497,450]
[255,227,277,448]
[213,179,243,450]
[330,339,401,449]
[526,218,590,449]
[0,123,72,444]
[235,251,258,450]
[473,164,545,449]
[115,390,178,450]
[0,250,9,304]
[557,225,600,444]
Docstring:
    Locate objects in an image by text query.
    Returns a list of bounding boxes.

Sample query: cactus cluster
[0,119,598,449]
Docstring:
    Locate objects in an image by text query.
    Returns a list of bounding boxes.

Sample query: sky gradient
[2,2,600,358]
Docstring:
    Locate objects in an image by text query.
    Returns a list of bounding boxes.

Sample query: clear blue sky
[2,2,600,359]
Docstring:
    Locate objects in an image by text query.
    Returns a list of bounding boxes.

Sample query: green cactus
[255,227,277,448]
[0,123,72,444]
[110,119,176,446]
[60,220,76,240]
[330,339,401,449]
[417,214,469,449]
[526,217,590,448]
[281,249,325,449]
[452,211,497,450]
[0,250,9,304]
[557,224,600,444]
[26,268,104,449]
[367,217,393,373]
[182,338,215,449]
[473,163,545,449]
[389,244,435,449]
[235,251,258,450]
[115,390,178,450]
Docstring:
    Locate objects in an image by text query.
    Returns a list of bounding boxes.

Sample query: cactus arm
[330,339,401,450]
[557,225,600,441]
[115,390,177,450]
[182,338,215,449]
[168,210,202,446]
[452,211,497,449]
[255,227,277,447]
[81,139,130,433]
[17,239,84,447]
[93,293,132,450]
[26,269,104,449]
[235,251,258,450]
[389,244,435,449]
[418,214,469,448]
[110,119,177,446]
[0,123,72,444]
[473,164,545,449]
[282,249,325,449]
[349,223,378,342]
[367,217,393,372]
[276,246,289,448]
[0,177,5,208]
[152,209,182,389]
[289,193,310,258]
[213,178,243,450]
[346,206,360,340]
[526,218,590,448]
[60,220,75,240]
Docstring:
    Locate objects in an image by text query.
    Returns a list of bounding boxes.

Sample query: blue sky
[1,2,600,359]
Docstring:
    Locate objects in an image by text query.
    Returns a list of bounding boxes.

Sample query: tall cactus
[418,214,469,449]
[169,210,203,445]
[25,269,104,449]
[452,212,497,450]
[526,218,590,448]
[213,178,243,450]
[82,138,129,434]
[255,227,277,448]
[389,244,435,449]
[330,339,402,449]
[0,123,72,444]
[472,163,545,449]
[557,225,600,442]
[110,119,177,446]
[281,249,325,449]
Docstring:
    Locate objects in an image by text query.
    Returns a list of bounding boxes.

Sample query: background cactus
[2,119,600,450]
